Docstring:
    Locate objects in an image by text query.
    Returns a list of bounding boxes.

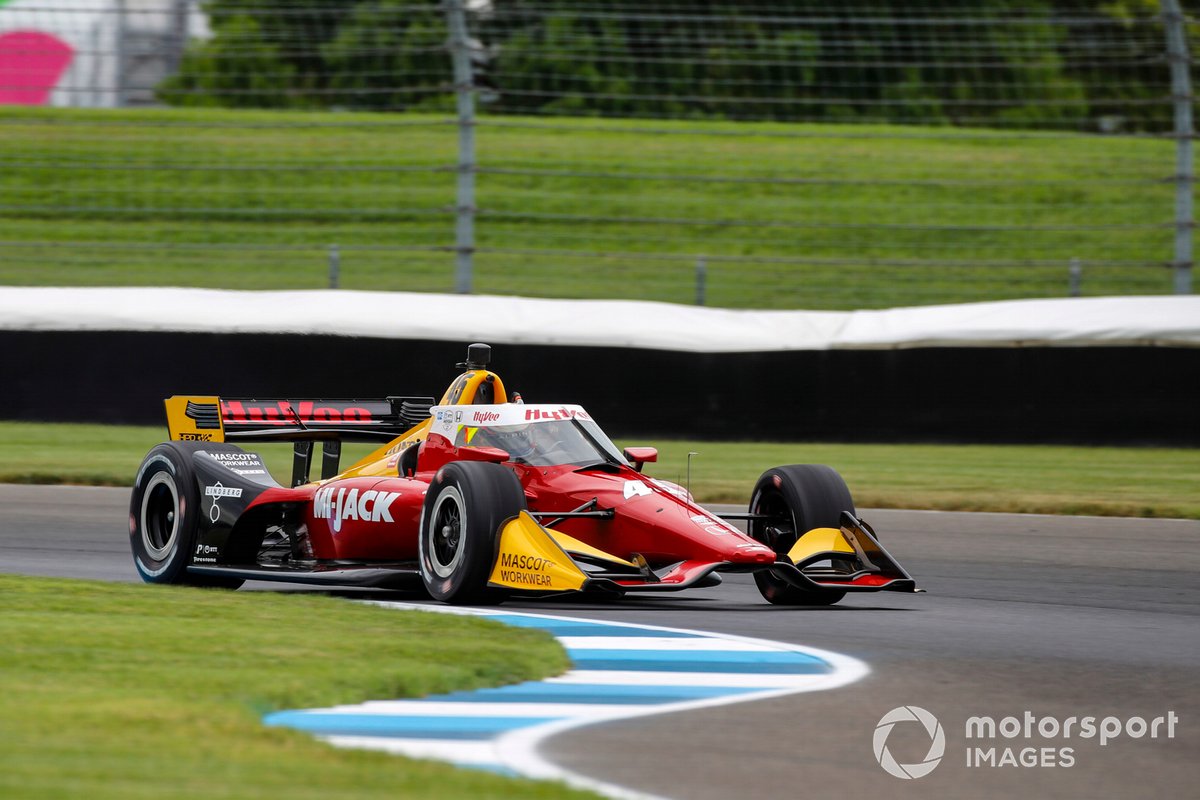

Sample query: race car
[129,343,918,605]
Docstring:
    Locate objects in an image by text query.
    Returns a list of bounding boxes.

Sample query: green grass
[0,575,593,800]
[1,421,1196,519]
[0,106,1177,308]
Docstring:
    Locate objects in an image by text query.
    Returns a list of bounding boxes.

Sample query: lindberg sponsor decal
[313,486,401,533]
[204,482,242,523]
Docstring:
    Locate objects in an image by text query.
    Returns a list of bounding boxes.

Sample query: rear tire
[748,464,853,606]
[419,461,525,605]
[129,443,243,589]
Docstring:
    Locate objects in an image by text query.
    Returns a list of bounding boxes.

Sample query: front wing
[487,510,919,596]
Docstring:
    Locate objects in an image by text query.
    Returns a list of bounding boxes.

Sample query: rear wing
[164,395,434,485]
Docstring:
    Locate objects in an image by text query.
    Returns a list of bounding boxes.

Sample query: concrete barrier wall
[5,331,1197,444]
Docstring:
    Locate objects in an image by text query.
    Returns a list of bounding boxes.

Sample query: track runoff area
[265,605,868,799]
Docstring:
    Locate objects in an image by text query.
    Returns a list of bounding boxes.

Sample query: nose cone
[564,468,778,565]
[613,477,777,562]
[728,544,778,564]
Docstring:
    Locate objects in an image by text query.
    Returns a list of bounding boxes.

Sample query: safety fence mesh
[0,1,1192,308]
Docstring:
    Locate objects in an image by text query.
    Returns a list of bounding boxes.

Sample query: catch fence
[0,1,1193,308]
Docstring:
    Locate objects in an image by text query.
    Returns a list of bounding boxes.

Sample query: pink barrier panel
[0,30,73,105]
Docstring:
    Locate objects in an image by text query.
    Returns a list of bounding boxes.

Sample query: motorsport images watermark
[874,706,946,779]
[873,706,1180,778]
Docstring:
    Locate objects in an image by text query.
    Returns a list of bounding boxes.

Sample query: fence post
[89,21,103,107]
[114,0,127,107]
[1162,0,1194,294]
[445,0,476,294]
[1069,257,1082,297]
[328,244,340,289]
[695,257,707,305]
[168,0,189,74]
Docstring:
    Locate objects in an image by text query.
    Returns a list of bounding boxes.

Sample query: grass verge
[0,106,1177,308]
[1,420,1196,519]
[0,575,590,800]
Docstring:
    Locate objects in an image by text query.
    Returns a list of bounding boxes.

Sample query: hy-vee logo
[525,408,591,422]
[313,486,400,533]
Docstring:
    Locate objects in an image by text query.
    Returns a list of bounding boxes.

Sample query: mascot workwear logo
[874,705,946,779]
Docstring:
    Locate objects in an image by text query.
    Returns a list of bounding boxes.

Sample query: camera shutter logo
[873,705,945,779]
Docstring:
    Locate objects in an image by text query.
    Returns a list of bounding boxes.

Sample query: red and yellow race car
[130,343,917,605]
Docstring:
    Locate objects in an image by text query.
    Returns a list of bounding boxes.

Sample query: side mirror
[622,447,658,472]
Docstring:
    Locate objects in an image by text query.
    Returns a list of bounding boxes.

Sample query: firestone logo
[874,706,946,779]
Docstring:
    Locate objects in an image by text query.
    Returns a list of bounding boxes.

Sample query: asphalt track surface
[3,483,1197,799]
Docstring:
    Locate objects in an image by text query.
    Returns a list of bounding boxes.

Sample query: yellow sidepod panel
[338,418,432,479]
[787,527,856,564]
[488,511,589,592]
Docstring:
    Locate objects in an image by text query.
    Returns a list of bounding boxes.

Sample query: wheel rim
[750,486,796,554]
[428,486,466,578]
[141,472,179,560]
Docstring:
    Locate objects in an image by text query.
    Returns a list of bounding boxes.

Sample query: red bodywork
[241,429,777,577]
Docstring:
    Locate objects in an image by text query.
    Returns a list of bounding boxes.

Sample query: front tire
[419,461,525,605]
[129,442,243,589]
[749,464,853,606]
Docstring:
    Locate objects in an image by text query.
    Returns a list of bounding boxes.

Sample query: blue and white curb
[265,602,869,799]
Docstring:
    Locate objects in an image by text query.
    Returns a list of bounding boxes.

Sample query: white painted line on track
[264,603,870,800]
[546,670,837,688]
[306,701,654,718]
[556,635,786,651]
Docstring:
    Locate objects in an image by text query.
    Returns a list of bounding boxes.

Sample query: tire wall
[3,331,1196,444]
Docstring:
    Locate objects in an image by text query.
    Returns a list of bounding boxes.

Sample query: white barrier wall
[1,287,1197,352]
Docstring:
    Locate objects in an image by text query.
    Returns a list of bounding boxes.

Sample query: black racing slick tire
[129,442,243,589]
[419,461,526,605]
[748,464,853,606]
